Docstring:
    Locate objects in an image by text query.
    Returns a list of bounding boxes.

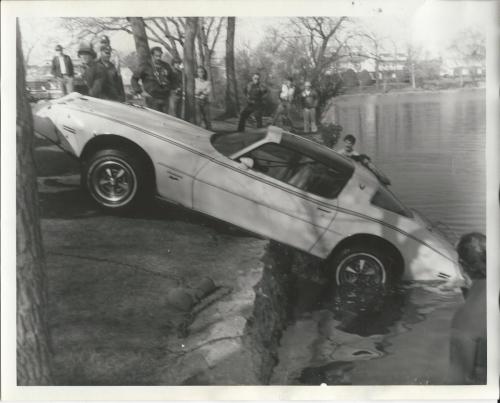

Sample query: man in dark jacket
[96,45,125,102]
[237,73,268,132]
[131,46,173,113]
[51,44,74,95]
[168,57,183,118]
[77,42,107,99]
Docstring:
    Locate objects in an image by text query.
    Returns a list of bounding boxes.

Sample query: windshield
[210,131,266,157]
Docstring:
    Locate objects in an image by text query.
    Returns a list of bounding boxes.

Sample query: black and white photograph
[2,0,499,400]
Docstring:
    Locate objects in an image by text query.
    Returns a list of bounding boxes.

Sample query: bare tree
[127,17,152,73]
[224,17,239,117]
[184,17,198,123]
[16,19,53,386]
[350,28,390,88]
[196,17,224,100]
[448,28,485,85]
[290,17,350,83]
[61,17,185,60]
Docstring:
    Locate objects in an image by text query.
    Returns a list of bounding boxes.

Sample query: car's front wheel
[83,148,151,212]
[330,245,396,288]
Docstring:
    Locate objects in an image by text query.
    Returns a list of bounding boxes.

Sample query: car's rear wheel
[330,245,397,288]
[83,148,151,212]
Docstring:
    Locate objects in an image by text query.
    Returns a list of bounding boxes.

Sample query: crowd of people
[50,41,322,134]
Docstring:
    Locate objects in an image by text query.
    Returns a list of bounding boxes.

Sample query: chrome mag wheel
[335,252,387,287]
[88,158,138,208]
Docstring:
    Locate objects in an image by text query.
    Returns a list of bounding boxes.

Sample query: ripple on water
[271,281,464,385]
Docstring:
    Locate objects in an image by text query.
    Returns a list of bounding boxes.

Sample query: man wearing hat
[97,45,125,102]
[77,42,107,99]
[51,44,74,95]
[131,46,173,113]
[99,35,124,95]
[168,57,183,118]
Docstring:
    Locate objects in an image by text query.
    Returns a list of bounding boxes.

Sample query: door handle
[168,175,180,181]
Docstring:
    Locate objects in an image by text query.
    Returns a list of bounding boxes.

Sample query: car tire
[83,148,152,212]
[329,244,397,288]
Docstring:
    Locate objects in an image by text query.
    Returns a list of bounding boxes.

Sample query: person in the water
[338,134,359,157]
[448,232,486,384]
[338,134,391,185]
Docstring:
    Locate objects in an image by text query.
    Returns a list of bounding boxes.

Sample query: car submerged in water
[33,93,465,288]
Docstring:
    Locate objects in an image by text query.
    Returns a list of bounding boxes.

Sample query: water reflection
[271,280,463,385]
[328,89,486,238]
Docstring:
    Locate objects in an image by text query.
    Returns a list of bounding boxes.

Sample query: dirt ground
[35,127,268,385]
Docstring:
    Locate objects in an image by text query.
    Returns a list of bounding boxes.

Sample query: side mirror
[238,157,254,170]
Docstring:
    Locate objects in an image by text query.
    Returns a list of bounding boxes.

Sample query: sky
[19,1,491,66]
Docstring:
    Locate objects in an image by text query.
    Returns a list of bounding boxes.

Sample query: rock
[167,288,195,311]
[193,277,216,300]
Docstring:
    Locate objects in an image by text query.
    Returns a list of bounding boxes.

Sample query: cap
[55,44,63,51]
[77,42,96,58]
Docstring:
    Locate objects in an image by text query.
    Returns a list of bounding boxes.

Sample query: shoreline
[335,85,485,100]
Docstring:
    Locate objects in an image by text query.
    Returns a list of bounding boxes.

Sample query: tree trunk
[128,17,152,73]
[224,17,239,117]
[16,20,53,386]
[410,62,416,89]
[184,17,198,123]
[196,19,206,67]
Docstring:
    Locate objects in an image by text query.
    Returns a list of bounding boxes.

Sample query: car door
[192,157,272,238]
[239,142,340,252]
[193,142,340,254]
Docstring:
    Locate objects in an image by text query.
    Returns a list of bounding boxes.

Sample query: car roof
[278,130,354,176]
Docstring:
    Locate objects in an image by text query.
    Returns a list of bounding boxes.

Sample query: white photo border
[1,0,499,400]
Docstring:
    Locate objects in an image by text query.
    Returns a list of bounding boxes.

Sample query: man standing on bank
[301,81,319,133]
[77,42,107,99]
[272,76,295,128]
[99,35,125,98]
[51,44,74,96]
[195,66,212,130]
[96,45,125,102]
[131,46,173,113]
[169,57,183,118]
[237,72,268,132]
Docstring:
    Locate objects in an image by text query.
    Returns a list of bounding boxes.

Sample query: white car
[33,93,465,288]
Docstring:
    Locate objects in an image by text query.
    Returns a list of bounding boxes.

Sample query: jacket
[170,68,183,92]
[301,88,319,109]
[131,60,173,100]
[81,60,107,99]
[244,82,268,105]
[51,54,74,78]
[279,84,295,103]
[96,59,125,102]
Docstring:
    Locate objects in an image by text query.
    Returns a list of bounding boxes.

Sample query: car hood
[48,93,218,155]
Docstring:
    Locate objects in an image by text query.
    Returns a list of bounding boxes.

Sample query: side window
[242,143,346,199]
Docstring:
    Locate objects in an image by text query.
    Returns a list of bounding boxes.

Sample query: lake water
[272,89,486,385]
[324,88,486,240]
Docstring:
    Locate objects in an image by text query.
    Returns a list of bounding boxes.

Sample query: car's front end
[319,160,466,287]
